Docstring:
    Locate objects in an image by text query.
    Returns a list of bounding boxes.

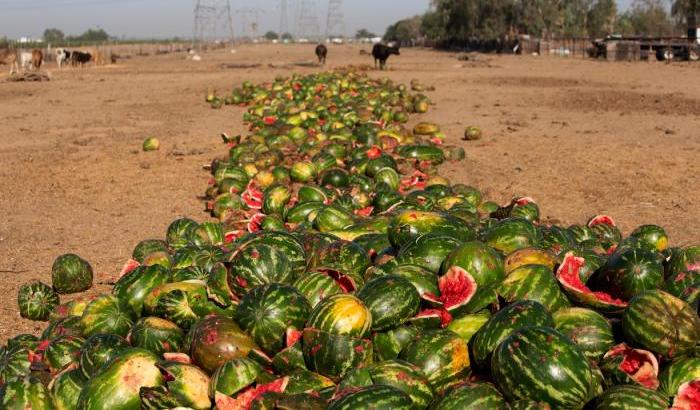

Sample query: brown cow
[31,49,43,70]
[0,48,19,74]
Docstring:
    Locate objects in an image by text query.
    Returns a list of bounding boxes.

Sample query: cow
[71,51,92,67]
[371,43,400,70]
[315,44,327,65]
[19,51,33,71]
[31,49,43,70]
[0,48,19,74]
[55,48,71,69]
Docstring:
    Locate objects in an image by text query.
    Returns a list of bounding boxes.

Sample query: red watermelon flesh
[318,269,355,293]
[606,343,659,390]
[672,380,700,410]
[588,215,616,227]
[557,252,627,306]
[216,377,289,410]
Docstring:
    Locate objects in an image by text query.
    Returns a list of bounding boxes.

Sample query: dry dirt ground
[0,44,698,342]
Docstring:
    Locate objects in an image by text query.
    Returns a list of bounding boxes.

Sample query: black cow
[315,44,328,65]
[71,51,92,67]
[372,43,400,70]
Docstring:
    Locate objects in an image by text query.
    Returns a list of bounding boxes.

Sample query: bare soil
[0,44,698,342]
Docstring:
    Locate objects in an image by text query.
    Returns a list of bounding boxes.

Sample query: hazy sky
[0,0,636,40]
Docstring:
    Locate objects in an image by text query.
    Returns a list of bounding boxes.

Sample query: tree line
[384,0,698,44]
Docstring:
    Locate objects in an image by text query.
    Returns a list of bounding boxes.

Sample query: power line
[193,0,235,49]
[279,0,289,35]
[296,0,320,40]
[325,0,345,39]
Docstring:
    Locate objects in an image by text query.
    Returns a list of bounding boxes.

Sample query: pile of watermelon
[5,69,700,409]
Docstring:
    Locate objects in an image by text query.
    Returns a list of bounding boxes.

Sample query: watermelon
[630,225,669,252]
[50,368,86,410]
[132,239,169,263]
[395,235,463,274]
[308,240,371,290]
[293,272,346,308]
[320,168,350,188]
[113,264,171,316]
[595,246,664,301]
[552,307,614,362]
[0,375,53,410]
[482,218,539,254]
[499,264,570,312]
[139,362,211,410]
[80,294,136,338]
[592,384,668,409]
[491,326,593,408]
[250,391,328,409]
[79,333,130,378]
[235,283,311,355]
[539,225,574,255]
[329,385,413,410]
[191,222,224,246]
[301,328,372,381]
[41,316,83,340]
[374,167,401,191]
[165,218,198,249]
[210,357,264,397]
[665,269,700,306]
[382,264,439,300]
[51,253,93,294]
[367,359,434,408]
[504,247,557,273]
[442,240,505,283]
[587,215,622,249]
[600,343,659,389]
[228,243,294,296]
[446,310,490,344]
[395,144,444,165]
[357,275,420,331]
[0,347,31,384]
[314,205,355,232]
[284,369,335,394]
[236,231,307,276]
[428,381,506,410]
[399,329,470,393]
[671,380,700,410]
[556,252,627,313]
[622,290,700,359]
[666,246,700,277]
[43,335,84,372]
[306,294,372,338]
[387,210,474,249]
[660,357,700,398]
[373,325,420,362]
[143,281,224,329]
[188,315,261,374]
[128,317,184,355]
[18,281,59,321]
[76,348,164,410]
[471,300,553,368]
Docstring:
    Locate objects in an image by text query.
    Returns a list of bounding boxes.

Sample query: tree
[618,0,675,36]
[281,32,293,41]
[264,31,279,40]
[355,28,376,39]
[420,10,446,39]
[671,0,698,29]
[587,0,617,36]
[68,28,110,42]
[43,28,65,43]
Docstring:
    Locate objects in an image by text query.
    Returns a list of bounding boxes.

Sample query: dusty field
[0,44,698,342]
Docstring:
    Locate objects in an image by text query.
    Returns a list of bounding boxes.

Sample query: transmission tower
[236,8,263,40]
[296,0,320,40]
[193,0,235,49]
[279,0,290,37]
[325,0,345,40]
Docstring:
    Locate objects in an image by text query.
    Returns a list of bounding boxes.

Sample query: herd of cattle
[0,42,402,75]
[0,47,99,74]
[316,43,401,70]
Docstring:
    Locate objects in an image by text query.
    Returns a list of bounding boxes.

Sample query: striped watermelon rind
[659,356,700,397]
[306,294,372,338]
[471,300,554,368]
[301,328,373,382]
[498,264,570,312]
[591,384,669,410]
[17,281,60,321]
[552,307,615,363]
[622,290,700,359]
[329,384,413,410]
[235,283,311,355]
[428,381,505,410]
[367,359,434,408]
[357,275,420,331]
[491,326,592,408]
